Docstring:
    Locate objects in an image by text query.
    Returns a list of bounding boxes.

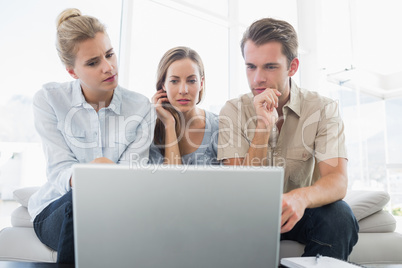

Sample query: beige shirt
[217,79,347,193]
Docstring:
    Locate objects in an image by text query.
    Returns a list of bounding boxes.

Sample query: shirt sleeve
[217,100,250,160]
[314,100,348,163]
[117,102,156,166]
[33,89,76,194]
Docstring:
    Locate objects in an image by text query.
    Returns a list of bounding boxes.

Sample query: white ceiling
[326,0,402,99]
[327,68,402,99]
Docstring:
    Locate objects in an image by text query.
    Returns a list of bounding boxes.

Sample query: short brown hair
[240,18,298,67]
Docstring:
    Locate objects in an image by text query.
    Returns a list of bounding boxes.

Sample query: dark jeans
[33,190,74,264]
[280,200,359,260]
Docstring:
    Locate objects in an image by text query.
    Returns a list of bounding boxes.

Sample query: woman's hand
[90,157,115,164]
[151,89,175,128]
[70,157,114,187]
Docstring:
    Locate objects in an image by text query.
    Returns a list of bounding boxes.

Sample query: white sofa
[1,187,402,265]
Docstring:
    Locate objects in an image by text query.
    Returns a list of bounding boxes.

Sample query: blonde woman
[28,9,154,263]
[149,47,219,166]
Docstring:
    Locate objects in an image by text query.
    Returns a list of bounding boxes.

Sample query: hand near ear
[152,89,176,128]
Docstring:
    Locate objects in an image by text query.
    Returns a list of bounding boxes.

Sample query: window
[0,0,122,199]
[120,0,229,114]
[1,0,401,218]
[302,0,402,215]
[119,0,298,113]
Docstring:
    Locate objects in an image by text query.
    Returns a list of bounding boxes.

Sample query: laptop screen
[73,164,283,268]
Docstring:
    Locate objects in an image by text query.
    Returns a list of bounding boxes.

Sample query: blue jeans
[280,200,359,260]
[33,190,74,264]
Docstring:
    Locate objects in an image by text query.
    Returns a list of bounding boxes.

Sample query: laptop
[72,164,283,268]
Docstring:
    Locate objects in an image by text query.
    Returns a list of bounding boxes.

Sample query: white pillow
[11,206,33,228]
[13,187,40,207]
[344,190,390,221]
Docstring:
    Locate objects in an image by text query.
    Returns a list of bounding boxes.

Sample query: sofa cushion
[344,190,390,221]
[0,227,56,262]
[11,206,33,228]
[348,232,402,264]
[13,187,40,207]
[358,210,396,233]
[11,187,394,230]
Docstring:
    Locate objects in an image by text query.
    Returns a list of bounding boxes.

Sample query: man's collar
[283,78,301,117]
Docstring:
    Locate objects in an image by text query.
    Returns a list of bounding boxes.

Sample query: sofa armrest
[11,206,33,228]
[13,187,40,208]
[11,187,40,228]
[344,190,390,221]
[358,210,396,233]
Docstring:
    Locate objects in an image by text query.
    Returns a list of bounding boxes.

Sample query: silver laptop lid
[73,164,283,268]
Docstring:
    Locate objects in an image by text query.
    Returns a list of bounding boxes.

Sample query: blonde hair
[56,8,106,67]
[154,46,205,153]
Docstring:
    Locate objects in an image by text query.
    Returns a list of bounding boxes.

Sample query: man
[218,18,359,260]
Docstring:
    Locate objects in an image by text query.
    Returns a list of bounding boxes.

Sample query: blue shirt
[28,80,155,219]
[149,110,219,166]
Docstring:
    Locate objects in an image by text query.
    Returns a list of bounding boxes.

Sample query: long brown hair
[153,46,205,154]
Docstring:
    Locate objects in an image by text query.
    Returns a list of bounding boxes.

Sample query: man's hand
[280,158,348,233]
[280,189,308,233]
[253,88,281,129]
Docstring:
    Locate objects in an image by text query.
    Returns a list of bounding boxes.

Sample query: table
[2,261,402,268]
[364,265,402,268]
[280,263,402,268]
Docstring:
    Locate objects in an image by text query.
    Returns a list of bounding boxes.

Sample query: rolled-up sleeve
[217,100,250,160]
[314,100,347,163]
[33,89,76,193]
[28,83,156,220]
